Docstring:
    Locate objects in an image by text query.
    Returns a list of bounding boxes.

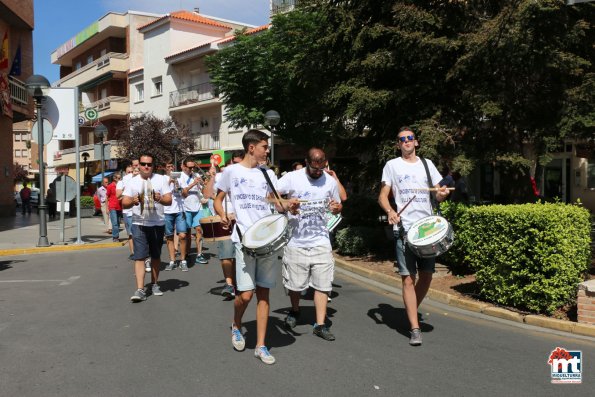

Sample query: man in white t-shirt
[378,127,449,346]
[163,159,188,271]
[203,150,245,298]
[214,129,293,365]
[117,161,139,261]
[179,158,209,265]
[277,148,342,341]
[122,154,172,303]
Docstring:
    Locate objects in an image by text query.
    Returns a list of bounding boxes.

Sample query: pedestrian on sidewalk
[122,153,172,302]
[214,129,289,365]
[20,182,31,215]
[276,147,342,341]
[97,177,111,233]
[107,172,123,242]
[377,127,450,346]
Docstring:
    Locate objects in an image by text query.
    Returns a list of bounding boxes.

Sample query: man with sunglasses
[277,148,342,341]
[179,158,209,267]
[122,154,172,302]
[378,127,449,346]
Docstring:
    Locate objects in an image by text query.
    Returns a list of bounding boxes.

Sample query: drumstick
[266,197,309,204]
[397,195,416,216]
[418,187,456,191]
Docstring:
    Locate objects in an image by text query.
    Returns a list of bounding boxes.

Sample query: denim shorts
[131,224,165,260]
[124,214,133,236]
[234,242,281,291]
[218,239,235,260]
[185,211,205,229]
[394,230,435,276]
[165,212,187,237]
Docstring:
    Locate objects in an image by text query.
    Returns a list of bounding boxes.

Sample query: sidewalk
[1,211,594,338]
[0,211,122,255]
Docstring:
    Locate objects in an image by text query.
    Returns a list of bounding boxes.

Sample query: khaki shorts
[282,245,334,292]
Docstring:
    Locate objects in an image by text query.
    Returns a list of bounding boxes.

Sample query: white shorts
[234,242,281,291]
[282,245,334,292]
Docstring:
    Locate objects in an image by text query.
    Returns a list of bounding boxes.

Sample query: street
[0,245,593,397]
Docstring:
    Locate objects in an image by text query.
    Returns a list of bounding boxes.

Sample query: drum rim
[406,215,450,246]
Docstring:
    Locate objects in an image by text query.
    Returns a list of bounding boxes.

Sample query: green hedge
[79,196,95,208]
[459,203,591,314]
[440,201,472,275]
[335,226,385,256]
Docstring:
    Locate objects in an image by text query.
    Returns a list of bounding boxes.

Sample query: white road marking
[0,276,80,285]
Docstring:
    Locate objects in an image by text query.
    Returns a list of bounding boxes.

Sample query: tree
[115,114,194,169]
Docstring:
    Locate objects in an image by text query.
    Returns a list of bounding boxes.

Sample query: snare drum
[242,214,290,258]
[405,215,454,258]
[200,215,235,241]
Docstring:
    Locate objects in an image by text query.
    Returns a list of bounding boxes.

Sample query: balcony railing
[169,82,217,108]
[194,132,220,151]
[9,76,28,106]
[271,0,298,15]
[55,52,128,87]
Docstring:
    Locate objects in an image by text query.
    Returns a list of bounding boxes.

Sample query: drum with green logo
[405,215,454,258]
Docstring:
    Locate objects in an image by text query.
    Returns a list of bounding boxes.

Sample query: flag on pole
[9,44,21,76]
[0,31,9,71]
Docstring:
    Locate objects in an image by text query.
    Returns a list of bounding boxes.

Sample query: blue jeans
[110,209,122,239]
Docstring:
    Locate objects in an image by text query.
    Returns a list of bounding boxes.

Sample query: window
[75,61,82,70]
[21,149,27,157]
[15,133,20,142]
[588,159,595,189]
[135,84,144,102]
[15,150,20,157]
[87,55,93,65]
[100,49,107,57]
[152,77,163,97]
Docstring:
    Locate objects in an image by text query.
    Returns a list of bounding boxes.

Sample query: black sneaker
[313,324,335,341]
[284,310,300,329]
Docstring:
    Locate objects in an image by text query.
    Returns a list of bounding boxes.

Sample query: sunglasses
[139,162,153,167]
[307,163,327,172]
[398,135,415,142]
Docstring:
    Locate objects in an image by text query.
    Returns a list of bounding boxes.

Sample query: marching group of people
[93,126,450,365]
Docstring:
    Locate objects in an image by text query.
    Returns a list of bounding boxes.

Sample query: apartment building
[50,11,161,183]
[131,10,262,166]
[1,0,34,216]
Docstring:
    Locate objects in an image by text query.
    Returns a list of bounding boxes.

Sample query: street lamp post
[94,124,108,184]
[81,152,89,184]
[26,74,51,247]
[171,137,181,171]
[264,110,280,166]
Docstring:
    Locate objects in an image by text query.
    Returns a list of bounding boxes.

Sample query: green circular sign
[85,108,98,120]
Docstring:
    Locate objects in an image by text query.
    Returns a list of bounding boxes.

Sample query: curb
[0,241,124,257]
[333,257,595,338]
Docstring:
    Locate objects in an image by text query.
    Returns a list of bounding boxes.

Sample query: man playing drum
[214,130,294,365]
[378,127,449,346]
[277,148,342,341]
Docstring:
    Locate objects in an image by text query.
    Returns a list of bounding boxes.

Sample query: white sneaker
[231,327,245,351]
[144,258,151,272]
[254,346,275,365]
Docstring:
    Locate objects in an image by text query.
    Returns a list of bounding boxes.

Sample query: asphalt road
[0,245,593,397]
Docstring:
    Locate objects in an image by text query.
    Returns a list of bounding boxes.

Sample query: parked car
[14,191,22,207]
[30,188,39,206]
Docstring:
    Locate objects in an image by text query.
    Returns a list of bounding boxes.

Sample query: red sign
[210,153,222,166]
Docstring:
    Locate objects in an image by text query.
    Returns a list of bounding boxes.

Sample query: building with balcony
[50,10,161,184]
[131,10,264,166]
[1,0,34,216]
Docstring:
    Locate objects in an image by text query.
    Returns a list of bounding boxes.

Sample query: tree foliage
[115,114,194,167]
[13,163,28,182]
[207,0,594,198]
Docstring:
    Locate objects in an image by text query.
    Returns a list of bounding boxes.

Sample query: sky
[33,0,271,83]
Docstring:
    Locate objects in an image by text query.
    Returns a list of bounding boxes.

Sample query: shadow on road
[241,316,298,350]
[367,303,434,339]
[158,278,190,292]
[0,259,26,271]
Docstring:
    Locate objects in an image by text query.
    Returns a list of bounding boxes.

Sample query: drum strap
[259,167,283,211]
[420,157,441,215]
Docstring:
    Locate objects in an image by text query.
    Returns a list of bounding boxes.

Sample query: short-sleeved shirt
[119,174,134,216]
[96,186,107,204]
[106,182,121,211]
[277,168,341,248]
[123,174,172,226]
[178,172,204,212]
[164,174,184,214]
[381,156,442,231]
[216,164,277,243]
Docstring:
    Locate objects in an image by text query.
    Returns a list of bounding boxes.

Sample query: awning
[91,171,115,183]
